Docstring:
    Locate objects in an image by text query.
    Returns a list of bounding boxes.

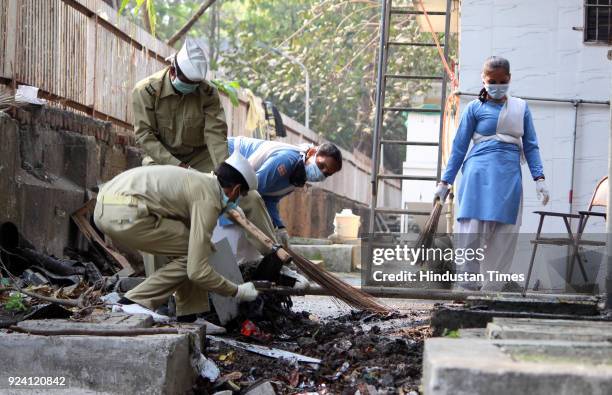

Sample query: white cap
[225,151,258,190]
[175,37,208,81]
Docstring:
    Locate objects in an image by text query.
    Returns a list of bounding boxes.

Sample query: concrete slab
[466,294,600,316]
[0,332,197,394]
[423,338,612,395]
[17,313,153,332]
[291,244,353,272]
[457,328,486,339]
[430,303,610,337]
[486,317,612,342]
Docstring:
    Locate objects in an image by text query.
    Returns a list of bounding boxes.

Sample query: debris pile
[201,305,431,394]
[0,219,121,328]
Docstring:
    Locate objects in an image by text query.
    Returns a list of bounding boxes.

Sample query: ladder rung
[380,140,439,146]
[375,208,431,215]
[390,9,447,16]
[378,174,437,181]
[371,232,416,236]
[383,107,440,113]
[385,74,443,80]
[388,41,443,47]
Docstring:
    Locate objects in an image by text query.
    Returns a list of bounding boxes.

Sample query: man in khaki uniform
[94,152,279,319]
[132,37,277,275]
[132,37,227,172]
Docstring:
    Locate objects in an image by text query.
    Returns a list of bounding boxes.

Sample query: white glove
[275,227,290,248]
[234,282,259,302]
[536,179,550,206]
[433,182,450,204]
[280,265,309,290]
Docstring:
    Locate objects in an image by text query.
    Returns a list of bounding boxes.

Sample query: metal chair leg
[523,214,545,296]
[523,243,539,297]
[569,214,589,284]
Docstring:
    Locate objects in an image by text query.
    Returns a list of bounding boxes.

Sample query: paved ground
[290,271,441,321]
[291,294,438,320]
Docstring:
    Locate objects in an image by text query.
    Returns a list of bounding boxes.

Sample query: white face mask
[484,83,510,100]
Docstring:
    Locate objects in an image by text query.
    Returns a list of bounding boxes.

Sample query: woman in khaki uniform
[94,152,279,321]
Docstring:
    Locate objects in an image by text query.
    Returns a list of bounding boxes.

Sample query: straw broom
[415,200,443,251]
[226,209,391,313]
[414,189,450,263]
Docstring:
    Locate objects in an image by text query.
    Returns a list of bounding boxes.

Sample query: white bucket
[334,209,361,239]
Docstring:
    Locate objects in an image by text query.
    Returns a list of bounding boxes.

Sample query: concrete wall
[458,0,611,290]
[0,107,141,256]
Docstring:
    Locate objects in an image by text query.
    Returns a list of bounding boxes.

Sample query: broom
[414,189,450,263]
[226,209,391,313]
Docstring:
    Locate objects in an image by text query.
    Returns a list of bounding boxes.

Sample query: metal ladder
[368,0,453,234]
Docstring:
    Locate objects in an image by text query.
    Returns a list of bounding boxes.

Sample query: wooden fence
[0,0,400,207]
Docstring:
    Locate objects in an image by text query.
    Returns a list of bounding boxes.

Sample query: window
[585,0,612,44]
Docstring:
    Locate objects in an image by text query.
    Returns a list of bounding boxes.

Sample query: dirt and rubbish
[197,294,432,395]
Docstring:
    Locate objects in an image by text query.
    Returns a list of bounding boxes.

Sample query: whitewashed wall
[457,0,611,290]
[402,112,439,203]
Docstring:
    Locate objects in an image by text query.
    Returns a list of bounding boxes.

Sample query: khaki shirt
[99,165,237,296]
[132,67,229,169]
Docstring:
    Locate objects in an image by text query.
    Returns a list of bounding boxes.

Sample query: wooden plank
[71,199,135,275]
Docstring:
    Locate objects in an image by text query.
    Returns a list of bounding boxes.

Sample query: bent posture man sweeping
[94,152,280,321]
[225,136,343,246]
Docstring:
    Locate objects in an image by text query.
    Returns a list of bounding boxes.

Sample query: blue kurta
[442,99,544,224]
[228,137,302,228]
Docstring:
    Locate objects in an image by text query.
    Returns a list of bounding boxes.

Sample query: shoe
[177,314,197,323]
[117,296,135,305]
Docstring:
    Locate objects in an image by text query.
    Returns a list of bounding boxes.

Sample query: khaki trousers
[94,200,209,315]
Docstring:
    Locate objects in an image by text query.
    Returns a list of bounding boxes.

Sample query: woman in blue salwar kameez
[434,56,550,291]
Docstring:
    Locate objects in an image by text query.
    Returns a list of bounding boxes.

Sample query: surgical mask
[222,190,241,211]
[484,83,509,100]
[171,76,198,94]
[306,155,326,182]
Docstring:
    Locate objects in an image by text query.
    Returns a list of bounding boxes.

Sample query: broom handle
[226,208,292,262]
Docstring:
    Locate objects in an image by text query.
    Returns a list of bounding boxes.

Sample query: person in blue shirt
[226,136,343,245]
[433,56,549,291]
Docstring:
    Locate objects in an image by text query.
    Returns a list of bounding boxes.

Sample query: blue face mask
[306,155,326,182]
[171,76,198,95]
[484,83,509,100]
[222,190,241,211]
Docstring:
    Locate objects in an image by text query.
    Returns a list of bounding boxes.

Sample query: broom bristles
[415,200,443,262]
[287,247,391,313]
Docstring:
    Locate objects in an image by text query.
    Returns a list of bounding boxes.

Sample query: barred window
[586,0,612,44]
